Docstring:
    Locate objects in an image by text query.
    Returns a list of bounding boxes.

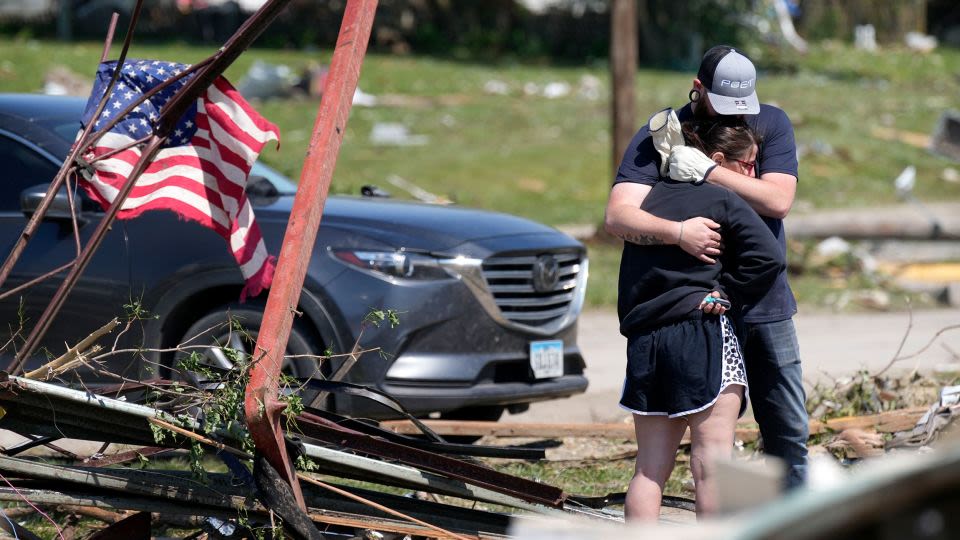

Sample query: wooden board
[381,406,928,442]
[870,125,931,149]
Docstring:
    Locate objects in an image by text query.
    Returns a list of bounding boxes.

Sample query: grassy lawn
[2,37,958,309]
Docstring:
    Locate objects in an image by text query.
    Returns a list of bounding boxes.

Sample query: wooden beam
[786,204,960,240]
[610,0,637,175]
[379,420,756,441]
[870,125,931,149]
[381,406,928,442]
[383,420,634,439]
[822,406,928,434]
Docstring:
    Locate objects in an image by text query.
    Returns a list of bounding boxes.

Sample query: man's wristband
[677,221,685,244]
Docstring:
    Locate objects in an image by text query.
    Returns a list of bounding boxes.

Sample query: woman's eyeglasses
[733,159,756,175]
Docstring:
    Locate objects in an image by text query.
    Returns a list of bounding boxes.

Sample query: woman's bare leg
[625,414,688,522]
[687,385,744,517]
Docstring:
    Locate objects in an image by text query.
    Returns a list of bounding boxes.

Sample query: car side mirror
[246,175,280,205]
[361,184,391,198]
[20,183,93,221]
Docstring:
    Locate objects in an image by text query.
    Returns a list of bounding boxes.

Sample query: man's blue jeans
[742,318,808,489]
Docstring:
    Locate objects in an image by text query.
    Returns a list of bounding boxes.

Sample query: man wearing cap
[605,45,807,489]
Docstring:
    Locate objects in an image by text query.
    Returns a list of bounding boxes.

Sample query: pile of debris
[805,368,960,461]
[0,371,630,538]
[1,325,957,537]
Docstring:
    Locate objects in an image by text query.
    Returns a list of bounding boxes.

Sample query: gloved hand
[648,108,684,176]
[668,145,717,184]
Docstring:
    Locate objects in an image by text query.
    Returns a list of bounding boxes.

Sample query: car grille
[480,252,584,329]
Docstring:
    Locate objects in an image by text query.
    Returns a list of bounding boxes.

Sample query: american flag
[79,59,280,300]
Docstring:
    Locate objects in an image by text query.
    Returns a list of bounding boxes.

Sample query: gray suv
[0,94,588,421]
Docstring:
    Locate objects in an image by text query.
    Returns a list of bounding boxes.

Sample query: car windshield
[37,116,84,148]
[38,115,299,196]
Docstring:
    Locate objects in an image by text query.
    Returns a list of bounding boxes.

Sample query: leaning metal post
[8,0,295,374]
[244,0,378,511]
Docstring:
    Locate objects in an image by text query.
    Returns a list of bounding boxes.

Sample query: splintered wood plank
[381,407,928,442]
[870,125,931,148]
[823,406,928,433]
[379,420,762,442]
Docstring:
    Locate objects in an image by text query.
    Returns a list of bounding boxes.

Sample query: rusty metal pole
[244,0,378,510]
[100,13,120,63]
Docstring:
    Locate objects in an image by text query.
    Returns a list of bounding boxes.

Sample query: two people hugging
[605,46,807,520]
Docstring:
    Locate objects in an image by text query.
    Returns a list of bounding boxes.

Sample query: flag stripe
[210,77,281,140]
[202,93,279,158]
[89,148,245,209]
[91,133,249,203]
[86,143,238,223]
[229,198,261,255]
[85,171,232,232]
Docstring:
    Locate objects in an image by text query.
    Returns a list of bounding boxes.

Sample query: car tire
[173,305,330,410]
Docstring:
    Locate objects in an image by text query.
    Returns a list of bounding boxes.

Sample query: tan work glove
[648,108,684,176]
[668,145,718,185]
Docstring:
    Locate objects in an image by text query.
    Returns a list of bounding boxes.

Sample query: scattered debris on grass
[369,122,429,146]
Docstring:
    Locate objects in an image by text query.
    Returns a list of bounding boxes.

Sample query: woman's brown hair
[681,118,759,161]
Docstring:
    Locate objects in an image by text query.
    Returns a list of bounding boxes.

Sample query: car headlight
[330,249,460,281]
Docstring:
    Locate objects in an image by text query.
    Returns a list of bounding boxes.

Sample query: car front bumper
[382,374,589,416]
[319,236,590,419]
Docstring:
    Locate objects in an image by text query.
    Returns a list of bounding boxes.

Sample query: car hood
[253,194,570,252]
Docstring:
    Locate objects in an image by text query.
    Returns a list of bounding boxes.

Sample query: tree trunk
[610,0,637,177]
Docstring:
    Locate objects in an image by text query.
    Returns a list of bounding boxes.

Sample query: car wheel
[437,405,505,444]
[173,305,329,409]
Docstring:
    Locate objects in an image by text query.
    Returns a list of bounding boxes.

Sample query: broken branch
[23,318,119,380]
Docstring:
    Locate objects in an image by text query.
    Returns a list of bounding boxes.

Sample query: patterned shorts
[620,314,748,418]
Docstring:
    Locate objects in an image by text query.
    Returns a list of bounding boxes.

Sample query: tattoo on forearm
[619,232,665,245]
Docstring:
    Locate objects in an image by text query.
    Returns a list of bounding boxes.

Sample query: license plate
[529,340,564,379]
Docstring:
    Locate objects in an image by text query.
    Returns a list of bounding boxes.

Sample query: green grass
[3,37,959,309]
[490,456,691,500]
[583,240,622,308]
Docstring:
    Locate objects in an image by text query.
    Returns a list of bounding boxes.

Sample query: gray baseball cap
[697,46,760,115]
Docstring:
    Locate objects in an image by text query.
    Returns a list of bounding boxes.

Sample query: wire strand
[0,508,19,540]
[0,471,62,540]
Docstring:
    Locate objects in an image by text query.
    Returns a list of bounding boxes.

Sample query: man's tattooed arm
[617,232,666,245]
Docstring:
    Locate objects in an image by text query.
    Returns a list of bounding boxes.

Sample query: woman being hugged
[617,113,783,520]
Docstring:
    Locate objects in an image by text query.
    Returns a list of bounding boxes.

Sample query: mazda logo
[531,255,560,292]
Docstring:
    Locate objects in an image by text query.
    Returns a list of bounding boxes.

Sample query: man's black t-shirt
[617,180,784,336]
[614,102,799,323]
